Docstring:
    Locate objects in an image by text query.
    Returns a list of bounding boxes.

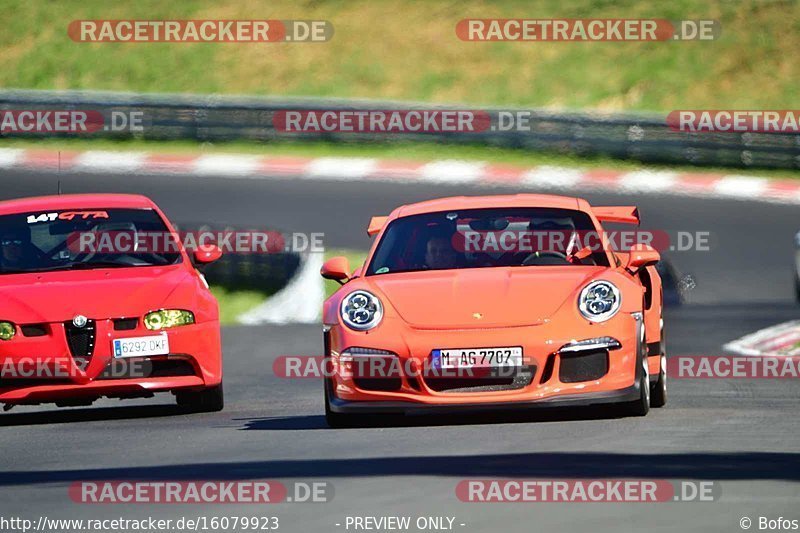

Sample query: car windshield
[0,207,182,274]
[367,207,609,275]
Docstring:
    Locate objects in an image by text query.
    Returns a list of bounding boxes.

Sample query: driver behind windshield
[526,217,577,260]
[424,229,459,270]
[0,224,44,271]
[367,207,608,275]
[0,209,182,274]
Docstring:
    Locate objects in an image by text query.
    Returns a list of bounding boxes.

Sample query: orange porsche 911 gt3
[321,194,666,427]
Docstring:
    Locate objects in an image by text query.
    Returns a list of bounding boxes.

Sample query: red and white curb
[238,252,324,325]
[724,321,800,357]
[2,148,800,204]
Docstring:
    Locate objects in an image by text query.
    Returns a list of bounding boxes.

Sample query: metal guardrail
[0,89,798,169]
[173,222,301,292]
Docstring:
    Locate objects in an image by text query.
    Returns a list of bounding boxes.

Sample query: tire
[324,378,371,428]
[625,318,650,416]
[627,365,651,416]
[650,356,667,408]
[176,383,224,413]
[650,324,668,408]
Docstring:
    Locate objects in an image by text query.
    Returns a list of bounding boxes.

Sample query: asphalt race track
[0,168,798,533]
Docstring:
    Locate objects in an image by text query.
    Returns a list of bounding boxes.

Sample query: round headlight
[340,291,383,331]
[0,321,15,341]
[578,281,621,322]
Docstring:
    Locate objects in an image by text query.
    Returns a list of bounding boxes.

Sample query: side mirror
[626,244,660,271]
[321,256,350,283]
[193,244,223,265]
[571,246,593,261]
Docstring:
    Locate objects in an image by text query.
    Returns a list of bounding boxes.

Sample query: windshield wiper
[0,261,158,274]
[0,268,39,275]
[0,264,86,274]
[65,261,147,269]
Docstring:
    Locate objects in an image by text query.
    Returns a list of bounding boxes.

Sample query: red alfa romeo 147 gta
[0,193,224,413]
[321,194,667,426]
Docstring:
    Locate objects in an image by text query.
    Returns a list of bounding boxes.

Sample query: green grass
[210,248,369,322]
[324,248,369,299]
[0,0,797,111]
[209,285,271,325]
[3,137,799,178]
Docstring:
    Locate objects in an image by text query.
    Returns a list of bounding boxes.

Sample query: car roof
[0,194,157,216]
[394,193,587,218]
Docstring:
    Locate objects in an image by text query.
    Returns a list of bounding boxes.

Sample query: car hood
[369,266,607,329]
[0,265,192,323]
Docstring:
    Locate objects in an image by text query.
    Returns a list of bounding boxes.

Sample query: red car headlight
[144,310,195,330]
[0,321,15,340]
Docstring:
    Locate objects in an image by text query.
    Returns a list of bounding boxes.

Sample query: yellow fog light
[143,310,195,331]
[0,321,15,340]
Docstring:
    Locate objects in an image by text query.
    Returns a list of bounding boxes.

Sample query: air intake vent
[21,324,48,337]
[64,319,96,358]
[113,318,138,331]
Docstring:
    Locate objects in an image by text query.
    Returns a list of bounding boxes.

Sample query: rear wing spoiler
[592,206,640,225]
[367,216,388,236]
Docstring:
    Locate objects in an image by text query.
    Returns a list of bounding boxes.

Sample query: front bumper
[328,382,641,415]
[0,319,221,404]
[326,311,643,411]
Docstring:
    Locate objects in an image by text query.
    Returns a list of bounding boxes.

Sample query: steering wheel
[522,250,569,266]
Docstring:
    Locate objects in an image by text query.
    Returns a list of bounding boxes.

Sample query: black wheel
[651,323,668,408]
[625,318,650,416]
[628,365,651,416]
[176,383,224,412]
[650,355,667,407]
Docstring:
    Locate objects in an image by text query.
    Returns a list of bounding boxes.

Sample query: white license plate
[434,347,523,369]
[113,335,169,359]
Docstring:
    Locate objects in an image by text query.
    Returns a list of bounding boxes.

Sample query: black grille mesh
[64,319,96,358]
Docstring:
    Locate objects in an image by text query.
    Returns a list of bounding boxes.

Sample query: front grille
[350,354,403,392]
[64,319,96,358]
[425,365,536,393]
[98,357,196,380]
[353,377,403,391]
[559,349,609,383]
